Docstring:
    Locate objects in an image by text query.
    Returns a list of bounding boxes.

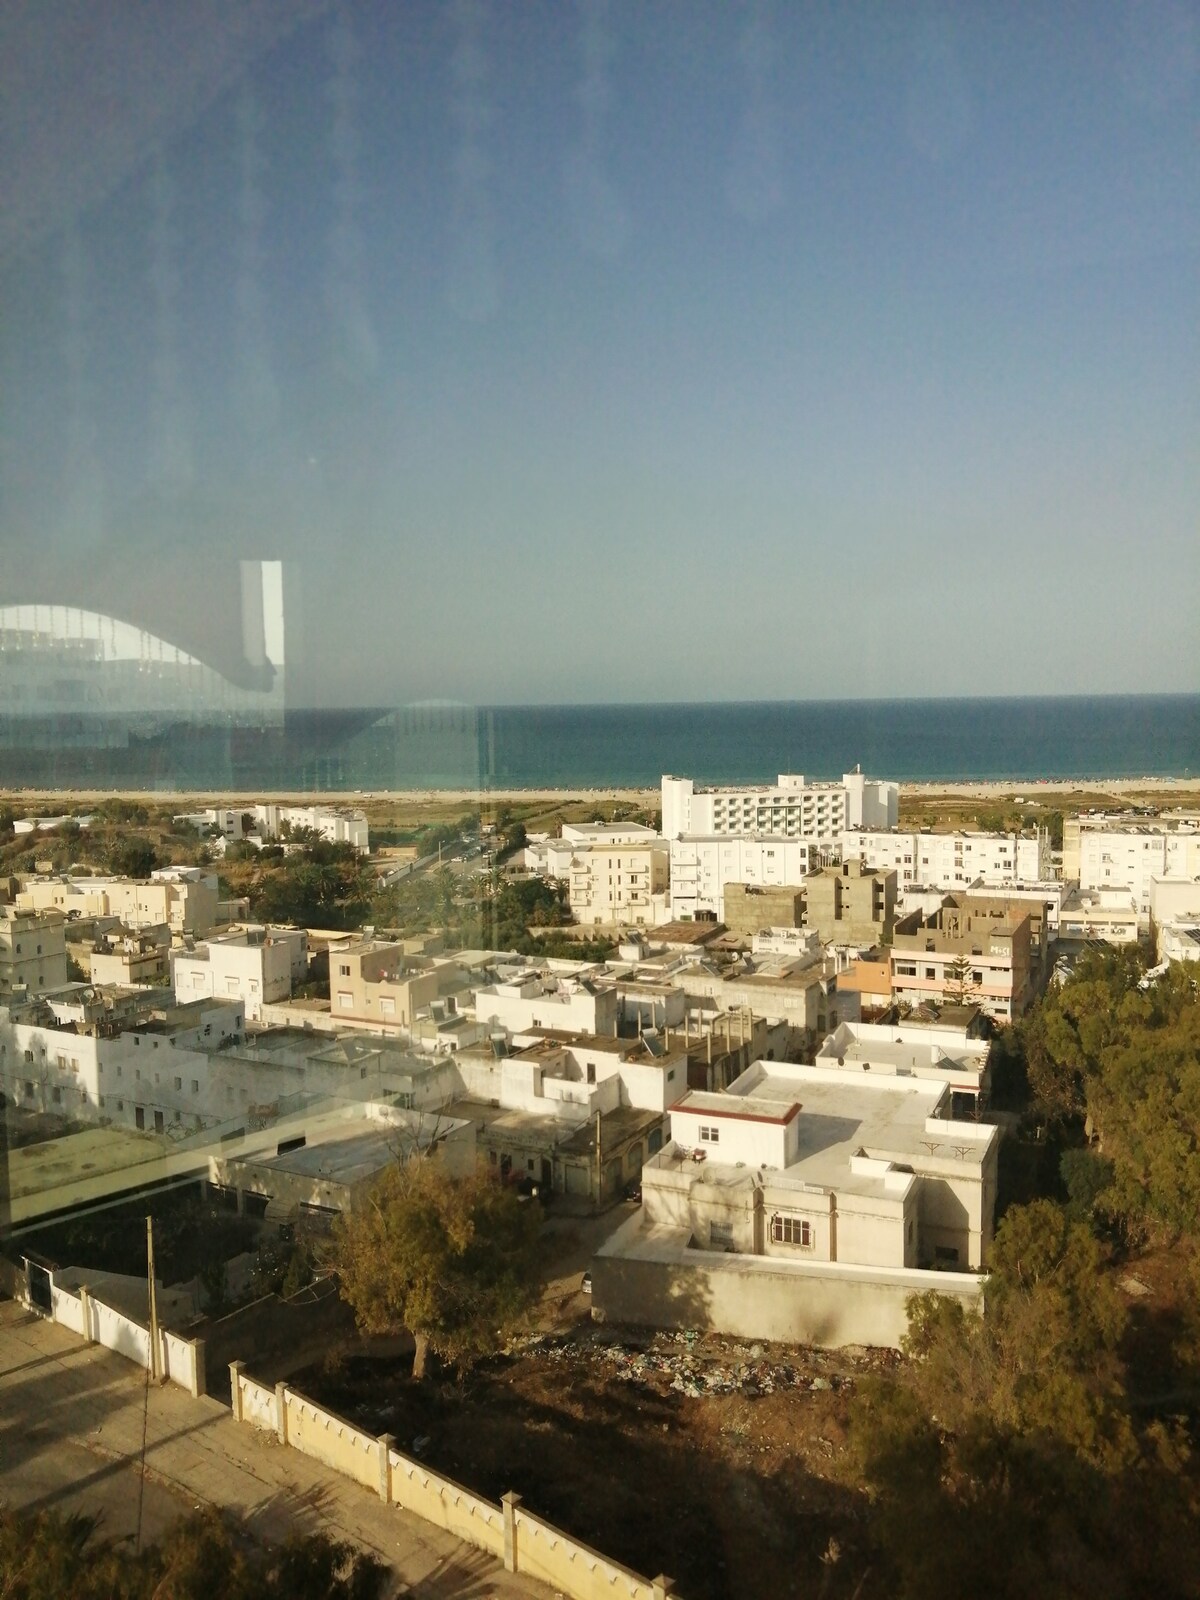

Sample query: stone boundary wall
[231,1364,676,1600]
[10,1265,205,1398]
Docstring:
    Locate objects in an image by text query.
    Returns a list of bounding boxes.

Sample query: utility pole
[146,1216,160,1383]
[595,1110,602,1204]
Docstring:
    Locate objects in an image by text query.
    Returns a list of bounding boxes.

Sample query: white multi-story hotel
[661,768,898,846]
[668,835,827,921]
[841,828,1051,891]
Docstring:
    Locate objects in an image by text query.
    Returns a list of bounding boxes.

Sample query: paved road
[0,1300,549,1598]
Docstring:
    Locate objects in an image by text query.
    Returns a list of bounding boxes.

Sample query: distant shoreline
[3,777,1200,807]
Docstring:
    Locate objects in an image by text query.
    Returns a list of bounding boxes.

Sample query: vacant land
[295,1327,885,1600]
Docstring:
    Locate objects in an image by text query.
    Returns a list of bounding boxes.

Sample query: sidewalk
[0,1300,549,1598]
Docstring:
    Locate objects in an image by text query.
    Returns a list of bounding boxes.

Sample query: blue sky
[1,1,1197,705]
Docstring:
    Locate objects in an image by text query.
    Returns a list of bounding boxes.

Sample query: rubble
[506,1327,886,1399]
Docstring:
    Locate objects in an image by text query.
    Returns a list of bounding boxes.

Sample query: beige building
[330,942,463,1033]
[88,926,171,987]
[891,896,1036,1021]
[18,867,218,938]
[1057,887,1140,946]
[567,839,669,927]
[804,860,896,946]
[593,1058,997,1349]
[0,904,68,998]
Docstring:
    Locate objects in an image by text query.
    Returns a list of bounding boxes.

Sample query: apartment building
[842,828,1050,891]
[891,896,1036,1021]
[0,904,68,998]
[662,767,898,845]
[722,883,805,936]
[669,835,823,921]
[1067,817,1200,923]
[329,942,463,1032]
[18,867,218,937]
[566,839,669,927]
[171,926,307,1021]
[804,860,897,946]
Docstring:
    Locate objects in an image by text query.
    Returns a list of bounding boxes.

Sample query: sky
[1,0,1197,707]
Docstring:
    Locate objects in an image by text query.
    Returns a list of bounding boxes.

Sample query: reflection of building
[0,560,285,765]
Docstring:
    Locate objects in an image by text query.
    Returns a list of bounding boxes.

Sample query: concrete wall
[35,1272,205,1397]
[593,1240,983,1351]
[230,1368,675,1600]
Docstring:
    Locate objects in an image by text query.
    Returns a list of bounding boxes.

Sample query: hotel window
[698,1124,720,1143]
[771,1214,812,1248]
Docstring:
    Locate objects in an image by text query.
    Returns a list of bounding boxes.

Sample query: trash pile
[510,1329,864,1399]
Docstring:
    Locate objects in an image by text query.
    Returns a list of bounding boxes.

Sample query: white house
[842,828,1051,891]
[669,835,825,920]
[171,927,307,1021]
[593,1057,997,1349]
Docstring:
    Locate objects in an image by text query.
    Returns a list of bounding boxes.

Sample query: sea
[1,695,1197,792]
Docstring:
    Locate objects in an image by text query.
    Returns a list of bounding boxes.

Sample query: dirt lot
[293,1325,898,1600]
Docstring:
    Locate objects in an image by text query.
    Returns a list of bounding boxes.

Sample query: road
[0,1299,550,1598]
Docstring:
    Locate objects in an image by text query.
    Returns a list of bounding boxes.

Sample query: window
[173,1076,182,1090]
[339,963,351,976]
[191,1080,199,1094]
[23,1050,32,1064]
[338,991,353,1008]
[709,1221,734,1247]
[771,1214,812,1247]
[925,967,936,979]
[698,1124,720,1143]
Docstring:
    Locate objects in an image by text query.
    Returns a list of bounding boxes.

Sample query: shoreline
[3,777,1200,807]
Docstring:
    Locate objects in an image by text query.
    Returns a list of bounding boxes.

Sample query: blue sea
[3,696,1195,791]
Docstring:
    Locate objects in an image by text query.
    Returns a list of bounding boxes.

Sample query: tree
[0,1504,385,1600]
[942,954,980,1008]
[334,1158,542,1379]
[106,836,160,878]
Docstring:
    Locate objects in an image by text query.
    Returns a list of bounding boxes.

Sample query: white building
[176,803,369,854]
[171,927,308,1021]
[593,1057,997,1349]
[815,1017,992,1117]
[662,768,898,845]
[1057,887,1141,946]
[473,973,619,1037]
[1068,817,1200,925]
[669,835,825,920]
[842,828,1051,891]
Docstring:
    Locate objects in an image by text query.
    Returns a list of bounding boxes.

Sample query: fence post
[192,1338,207,1399]
[229,1360,245,1423]
[377,1434,394,1503]
[501,1491,522,1573]
[653,1578,675,1600]
[78,1284,94,1343]
[275,1381,289,1445]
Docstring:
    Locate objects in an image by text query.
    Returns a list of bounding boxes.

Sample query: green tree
[334,1158,542,1379]
[942,954,980,1008]
[106,836,161,877]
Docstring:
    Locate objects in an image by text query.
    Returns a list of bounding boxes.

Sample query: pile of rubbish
[510,1328,865,1399]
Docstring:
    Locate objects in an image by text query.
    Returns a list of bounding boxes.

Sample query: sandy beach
[3,778,1200,809]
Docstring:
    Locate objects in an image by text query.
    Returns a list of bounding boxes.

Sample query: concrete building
[1057,887,1141,947]
[836,949,892,1014]
[1159,921,1200,965]
[891,896,1037,1021]
[1066,815,1200,924]
[815,1017,993,1117]
[593,1057,997,1349]
[804,860,897,947]
[171,927,308,1021]
[213,1106,477,1222]
[474,972,619,1037]
[0,904,68,999]
[663,768,897,844]
[842,828,1051,891]
[721,883,805,937]
[329,942,465,1034]
[88,926,171,987]
[565,838,669,927]
[669,835,824,921]
[18,867,218,938]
